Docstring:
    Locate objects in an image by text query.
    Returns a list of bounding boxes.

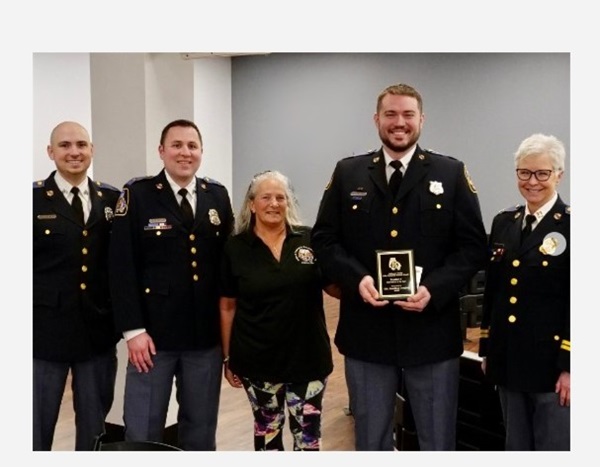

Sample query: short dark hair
[159,119,203,146]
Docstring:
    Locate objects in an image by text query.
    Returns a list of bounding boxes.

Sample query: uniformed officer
[479,133,570,450]
[311,83,488,450]
[109,119,234,450]
[33,121,120,450]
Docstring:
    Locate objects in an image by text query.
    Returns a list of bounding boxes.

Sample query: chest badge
[208,209,221,225]
[429,181,444,196]
[539,232,567,256]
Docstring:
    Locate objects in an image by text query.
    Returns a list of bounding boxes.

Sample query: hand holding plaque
[376,249,417,300]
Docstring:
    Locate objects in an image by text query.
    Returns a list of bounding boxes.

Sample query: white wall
[33,53,92,181]
[32,52,234,429]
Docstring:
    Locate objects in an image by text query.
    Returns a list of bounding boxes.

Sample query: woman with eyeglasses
[479,133,570,450]
[218,170,338,451]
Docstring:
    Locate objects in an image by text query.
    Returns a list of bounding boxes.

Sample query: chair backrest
[97,440,182,451]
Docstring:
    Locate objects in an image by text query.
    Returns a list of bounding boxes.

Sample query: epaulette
[202,176,224,187]
[93,180,120,191]
[424,147,444,156]
[424,148,457,161]
[124,175,153,186]
[33,179,45,188]
[340,149,378,161]
[498,204,522,214]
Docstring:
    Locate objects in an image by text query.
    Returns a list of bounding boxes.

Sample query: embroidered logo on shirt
[295,246,315,264]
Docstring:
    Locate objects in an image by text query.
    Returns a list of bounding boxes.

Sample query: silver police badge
[429,181,444,196]
[208,209,221,225]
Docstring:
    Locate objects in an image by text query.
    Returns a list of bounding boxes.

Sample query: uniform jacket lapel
[520,197,567,253]
[155,170,185,223]
[367,149,388,196]
[44,173,81,226]
[397,145,429,201]
[87,178,106,227]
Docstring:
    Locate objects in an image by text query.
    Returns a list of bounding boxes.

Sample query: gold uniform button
[508,315,516,323]
[156,231,162,236]
[145,288,151,294]
[512,259,520,267]
[191,247,197,254]
[509,296,517,304]
[390,230,398,238]
[436,204,441,209]
[189,234,195,241]
[554,335,560,341]
[82,248,88,255]
[81,265,88,272]
[352,205,358,210]
[392,207,398,214]
[45,229,51,235]
[82,230,88,237]
[510,278,518,286]
[191,261,197,268]
[542,261,549,267]
[193,274,199,281]
[80,283,87,290]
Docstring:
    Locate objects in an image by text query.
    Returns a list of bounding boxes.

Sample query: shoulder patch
[33,180,45,188]
[203,176,224,187]
[464,165,477,193]
[115,187,130,217]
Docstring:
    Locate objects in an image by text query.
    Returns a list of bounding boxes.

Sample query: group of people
[33,83,570,452]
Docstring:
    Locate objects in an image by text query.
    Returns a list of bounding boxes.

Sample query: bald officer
[33,121,120,450]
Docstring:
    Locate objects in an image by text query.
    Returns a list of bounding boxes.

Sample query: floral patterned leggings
[241,377,327,451]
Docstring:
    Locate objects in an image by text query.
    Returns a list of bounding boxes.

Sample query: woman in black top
[219,170,338,451]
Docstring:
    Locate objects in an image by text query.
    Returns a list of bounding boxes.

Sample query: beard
[378,127,421,154]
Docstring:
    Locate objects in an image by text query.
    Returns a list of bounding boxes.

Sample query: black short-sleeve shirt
[220,226,333,382]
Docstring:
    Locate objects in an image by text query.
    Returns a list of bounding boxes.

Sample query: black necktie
[521,214,536,244]
[178,188,194,229]
[71,186,84,224]
[389,160,403,197]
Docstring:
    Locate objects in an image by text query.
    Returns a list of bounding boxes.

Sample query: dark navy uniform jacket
[109,169,234,351]
[311,146,488,366]
[33,172,121,362]
[479,197,570,392]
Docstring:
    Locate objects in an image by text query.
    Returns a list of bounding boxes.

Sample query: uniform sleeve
[421,161,489,312]
[108,186,145,333]
[219,240,237,298]
[311,161,371,291]
[478,216,499,358]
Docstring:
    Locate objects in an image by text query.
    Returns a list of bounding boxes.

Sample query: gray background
[230,53,569,231]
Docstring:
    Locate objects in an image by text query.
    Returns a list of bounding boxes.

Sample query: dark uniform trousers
[109,170,234,450]
[312,147,488,450]
[33,173,120,450]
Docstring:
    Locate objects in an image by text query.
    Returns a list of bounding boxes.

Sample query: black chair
[93,433,182,451]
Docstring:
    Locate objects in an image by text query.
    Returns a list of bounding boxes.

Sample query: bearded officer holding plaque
[311,83,488,451]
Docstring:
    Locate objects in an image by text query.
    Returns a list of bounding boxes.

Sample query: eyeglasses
[515,169,554,182]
